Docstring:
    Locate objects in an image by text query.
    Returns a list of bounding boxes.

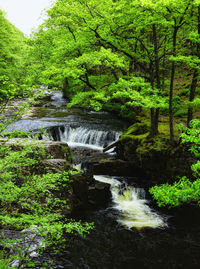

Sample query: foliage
[0,9,29,100]
[150,177,200,207]
[0,140,93,267]
[150,120,200,207]
[0,250,14,269]
[26,0,200,137]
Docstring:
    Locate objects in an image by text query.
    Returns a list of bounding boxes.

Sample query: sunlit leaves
[149,177,200,207]
[110,77,168,109]
[0,9,28,99]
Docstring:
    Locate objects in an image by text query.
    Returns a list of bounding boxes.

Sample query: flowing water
[7,92,200,269]
[94,175,165,230]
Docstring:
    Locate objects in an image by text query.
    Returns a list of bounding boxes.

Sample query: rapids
[94,175,165,229]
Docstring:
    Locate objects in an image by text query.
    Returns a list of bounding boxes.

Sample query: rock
[81,152,139,176]
[95,182,108,190]
[115,136,196,186]
[39,140,72,160]
[88,181,111,207]
[70,172,111,209]
[42,159,70,173]
[0,138,110,213]
[3,139,71,160]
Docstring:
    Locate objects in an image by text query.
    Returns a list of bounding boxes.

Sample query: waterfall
[94,175,165,229]
[54,126,120,150]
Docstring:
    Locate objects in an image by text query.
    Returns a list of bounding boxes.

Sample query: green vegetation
[0,9,94,267]
[150,120,200,207]
[0,140,93,267]
[28,0,200,139]
[0,251,14,269]
[0,10,29,101]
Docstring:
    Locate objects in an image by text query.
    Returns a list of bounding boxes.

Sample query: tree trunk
[62,77,69,99]
[187,70,198,127]
[149,24,161,136]
[150,108,160,137]
[150,108,155,136]
[169,26,178,141]
[187,6,200,127]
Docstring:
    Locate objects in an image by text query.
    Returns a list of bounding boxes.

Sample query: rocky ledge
[115,135,195,187]
[0,138,111,212]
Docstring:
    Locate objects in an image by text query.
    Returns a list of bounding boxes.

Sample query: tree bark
[187,70,198,127]
[169,26,178,141]
[62,77,69,99]
[149,24,161,137]
[187,6,200,127]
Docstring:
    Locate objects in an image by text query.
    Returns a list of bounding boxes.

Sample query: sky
[0,0,54,36]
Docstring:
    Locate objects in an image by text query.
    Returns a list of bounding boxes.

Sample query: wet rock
[88,181,111,208]
[71,173,93,205]
[39,140,72,160]
[70,172,111,209]
[81,152,138,176]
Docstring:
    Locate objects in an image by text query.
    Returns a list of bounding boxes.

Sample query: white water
[94,175,165,229]
[57,126,120,150]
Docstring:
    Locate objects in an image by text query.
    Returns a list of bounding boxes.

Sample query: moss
[32,107,52,118]
[121,133,148,141]
[53,111,71,118]
[122,121,149,136]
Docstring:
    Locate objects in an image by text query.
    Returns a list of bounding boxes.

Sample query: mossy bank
[115,122,196,187]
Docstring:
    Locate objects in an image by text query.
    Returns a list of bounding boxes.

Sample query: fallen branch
[103,139,120,152]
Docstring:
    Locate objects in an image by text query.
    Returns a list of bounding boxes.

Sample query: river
[8,92,200,269]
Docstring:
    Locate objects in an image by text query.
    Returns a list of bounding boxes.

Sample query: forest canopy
[0,10,29,101]
[28,0,200,139]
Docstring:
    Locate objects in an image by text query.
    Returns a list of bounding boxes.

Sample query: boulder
[115,136,196,186]
[2,138,72,160]
[70,172,110,209]
[81,152,139,176]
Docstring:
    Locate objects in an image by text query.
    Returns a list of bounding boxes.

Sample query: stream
[7,92,200,269]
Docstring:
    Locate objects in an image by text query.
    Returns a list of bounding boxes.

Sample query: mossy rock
[116,134,195,186]
[122,122,149,136]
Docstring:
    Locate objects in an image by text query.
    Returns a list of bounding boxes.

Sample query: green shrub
[149,177,200,207]
[0,141,93,267]
[149,120,200,208]
[174,108,187,117]
[178,88,189,97]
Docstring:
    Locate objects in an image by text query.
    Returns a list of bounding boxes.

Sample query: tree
[30,0,200,139]
[0,9,29,102]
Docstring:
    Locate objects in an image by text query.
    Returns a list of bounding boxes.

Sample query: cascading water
[46,125,121,150]
[94,175,165,229]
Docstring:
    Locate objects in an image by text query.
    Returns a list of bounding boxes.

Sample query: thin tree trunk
[152,24,161,136]
[150,108,156,136]
[187,70,198,127]
[62,77,69,99]
[169,26,178,141]
[149,58,157,137]
[187,6,200,127]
